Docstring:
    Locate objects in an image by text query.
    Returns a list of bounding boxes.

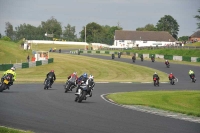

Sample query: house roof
[115,30,176,41]
[190,30,200,37]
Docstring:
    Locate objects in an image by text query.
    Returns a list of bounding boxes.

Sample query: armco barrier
[182,56,191,62]
[197,58,200,62]
[173,56,182,61]
[155,54,164,59]
[96,51,100,54]
[36,61,42,66]
[149,54,155,58]
[0,58,54,71]
[191,57,198,62]
[48,58,54,63]
[22,62,29,68]
[0,64,13,71]
[105,51,109,54]
[143,54,149,58]
[164,55,173,60]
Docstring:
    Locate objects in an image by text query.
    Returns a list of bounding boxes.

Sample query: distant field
[185,42,200,46]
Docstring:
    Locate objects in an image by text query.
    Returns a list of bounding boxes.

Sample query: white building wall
[113,40,176,48]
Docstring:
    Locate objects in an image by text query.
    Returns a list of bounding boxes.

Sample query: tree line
[1,9,200,44]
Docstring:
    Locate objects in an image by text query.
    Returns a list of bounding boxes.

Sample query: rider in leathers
[1,67,16,89]
[45,70,56,88]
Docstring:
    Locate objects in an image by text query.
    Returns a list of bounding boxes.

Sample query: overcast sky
[0,0,199,38]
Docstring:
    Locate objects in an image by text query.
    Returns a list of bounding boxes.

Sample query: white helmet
[166,60,168,62]
[73,72,77,75]
[89,75,94,79]
[11,67,16,71]
[154,72,157,74]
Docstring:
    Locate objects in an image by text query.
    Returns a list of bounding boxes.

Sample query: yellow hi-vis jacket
[3,69,16,81]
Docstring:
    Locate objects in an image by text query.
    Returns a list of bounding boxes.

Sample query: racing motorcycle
[141,57,143,62]
[151,57,155,62]
[112,54,115,59]
[64,80,77,93]
[170,78,175,85]
[153,77,159,86]
[0,74,13,92]
[166,63,170,68]
[44,77,51,90]
[191,74,196,83]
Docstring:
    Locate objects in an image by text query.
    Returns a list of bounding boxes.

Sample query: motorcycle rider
[76,74,95,97]
[1,67,16,89]
[165,60,169,65]
[132,54,136,61]
[44,70,56,88]
[66,72,78,90]
[151,55,155,61]
[140,54,143,61]
[153,72,159,83]
[168,72,175,83]
[188,70,195,79]
[75,73,88,92]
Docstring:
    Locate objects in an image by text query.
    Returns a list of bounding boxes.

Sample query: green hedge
[87,51,91,53]
[164,55,173,60]
[80,51,83,53]
[0,64,13,71]
[182,56,191,62]
[22,62,29,68]
[96,51,100,54]
[36,61,42,66]
[48,58,54,63]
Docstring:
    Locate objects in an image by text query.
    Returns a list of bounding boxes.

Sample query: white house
[112,30,177,48]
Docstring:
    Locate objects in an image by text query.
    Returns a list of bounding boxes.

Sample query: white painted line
[167,115,177,117]
[120,82,132,83]
[96,82,109,83]
[142,82,152,83]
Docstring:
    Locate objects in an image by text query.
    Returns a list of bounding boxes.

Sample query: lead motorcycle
[170,78,175,85]
[0,74,13,92]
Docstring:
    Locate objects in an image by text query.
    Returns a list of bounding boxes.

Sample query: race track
[0,53,199,133]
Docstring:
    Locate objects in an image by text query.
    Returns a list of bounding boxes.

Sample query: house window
[119,40,124,42]
[143,41,147,43]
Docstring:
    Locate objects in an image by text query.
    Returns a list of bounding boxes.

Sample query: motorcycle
[153,77,159,86]
[151,57,155,62]
[44,78,51,90]
[75,86,92,103]
[0,74,13,92]
[166,63,170,68]
[112,54,115,59]
[191,75,196,83]
[170,78,175,85]
[141,57,143,62]
[64,80,77,93]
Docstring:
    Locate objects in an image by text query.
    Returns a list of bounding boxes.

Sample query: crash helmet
[154,72,157,74]
[73,72,77,75]
[83,73,87,78]
[170,72,172,74]
[11,67,16,71]
[89,75,94,79]
[166,60,168,62]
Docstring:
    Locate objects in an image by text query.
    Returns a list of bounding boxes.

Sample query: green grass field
[107,90,200,117]
[0,126,33,133]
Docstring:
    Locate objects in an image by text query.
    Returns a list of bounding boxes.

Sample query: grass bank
[107,90,200,117]
[14,53,168,83]
[0,126,33,133]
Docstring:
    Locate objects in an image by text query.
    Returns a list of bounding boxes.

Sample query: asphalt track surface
[0,53,200,133]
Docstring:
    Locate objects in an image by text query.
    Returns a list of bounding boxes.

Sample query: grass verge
[106,90,200,117]
[0,126,33,133]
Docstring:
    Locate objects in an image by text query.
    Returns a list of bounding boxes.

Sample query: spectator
[27,55,30,62]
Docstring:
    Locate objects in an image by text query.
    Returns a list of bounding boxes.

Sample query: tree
[41,16,62,38]
[156,15,179,39]
[136,24,157,31]
[5,22,14,40]
[80,22,103,43]
[194,8,200,29]
[178,36,189,42]
[63,24,77,41]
